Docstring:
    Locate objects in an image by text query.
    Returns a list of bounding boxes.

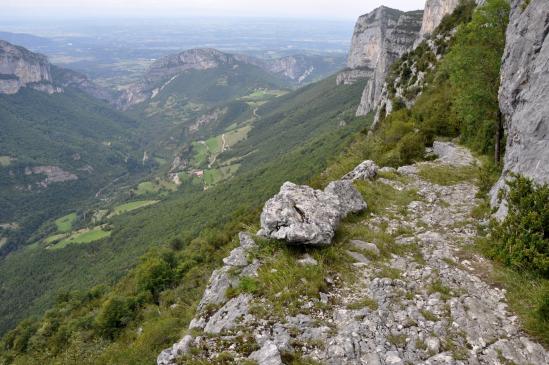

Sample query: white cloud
[2,0,426,19]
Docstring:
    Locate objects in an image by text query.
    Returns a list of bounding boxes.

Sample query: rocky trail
[159,143,548,365]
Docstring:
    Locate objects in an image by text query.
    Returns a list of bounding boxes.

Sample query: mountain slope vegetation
[0,87,147,252]
[0,74,369,357]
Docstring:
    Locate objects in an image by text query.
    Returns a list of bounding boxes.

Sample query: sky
[2,0,426,20]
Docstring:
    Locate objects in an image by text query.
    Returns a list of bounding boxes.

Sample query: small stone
[350,240,380,256]
[298,253,318,266]
[379,166,397,174]
[385,351,404,365]
[346,250,370,264]
[249,340,283,365]
[426,337,441,354]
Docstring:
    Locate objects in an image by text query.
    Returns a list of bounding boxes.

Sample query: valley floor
[161,143,548,365]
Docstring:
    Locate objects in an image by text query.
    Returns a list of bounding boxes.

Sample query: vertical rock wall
[490,0,549,215]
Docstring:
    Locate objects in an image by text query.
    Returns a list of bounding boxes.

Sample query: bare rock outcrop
[257,181,366,246]
[418,0,461,40]
[157,232,260,365]
[24,166,78,188]
[490,0,549,217]
[0,40,60,95]
[342,160,379,181]
[336,6,423,116]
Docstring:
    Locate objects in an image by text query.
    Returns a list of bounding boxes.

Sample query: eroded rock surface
[490,0,549,217]
[258,181,366,245]
[0,40,60,95]
[160,143,548,365]
[337,6,423,116]
[24,166,78,188]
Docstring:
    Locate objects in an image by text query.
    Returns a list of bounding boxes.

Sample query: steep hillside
[2,1,548,365]
[0,86,147,252]
[119,48,344,111]
[0,74,368,356]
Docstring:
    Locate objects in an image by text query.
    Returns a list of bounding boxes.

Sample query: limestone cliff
[490,0,549,216]
[0,40,59,95]
[418,0,461,40]
[343,1,485,118]
[337,7,423,116]
[0,39,116,102]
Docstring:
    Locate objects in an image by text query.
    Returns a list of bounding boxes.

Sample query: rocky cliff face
[0,39,116,101]
[0,40,59,95]
[336,7,423,116]
[342,1,484,118]
[418,0,461,40]
[490,0,549,216]
[356,9,424,116]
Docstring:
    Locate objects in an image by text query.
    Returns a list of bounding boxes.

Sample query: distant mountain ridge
[118,48,345,109]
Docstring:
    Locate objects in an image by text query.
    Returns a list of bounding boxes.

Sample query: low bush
[488,176,549,277]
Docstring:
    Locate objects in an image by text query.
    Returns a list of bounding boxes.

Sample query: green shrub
[489,176,549,277]
[136,254,177,301]
[397,132,426,165]
[95,296,138,339]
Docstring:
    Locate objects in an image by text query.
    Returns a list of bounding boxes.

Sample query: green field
[44,234,68,245]
[204,164,241,186]
[191,141,210,166]
[224,125,252,146]
[135,181,177,196]
[240,89,287,101]
[52,228,111,250]
[54,213,77,233]
[0,156,13,167]
[111,200,159,216]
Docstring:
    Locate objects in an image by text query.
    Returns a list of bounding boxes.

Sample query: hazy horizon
[2,0,426,21]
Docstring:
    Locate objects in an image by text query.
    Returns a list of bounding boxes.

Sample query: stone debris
[158,143,548,365]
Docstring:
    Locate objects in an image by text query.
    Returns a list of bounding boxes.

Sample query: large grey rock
[342,160,379,181]
[249,340,283,365]
[325,180,368,216]
[258,181,366,245]
[491,0,549,217]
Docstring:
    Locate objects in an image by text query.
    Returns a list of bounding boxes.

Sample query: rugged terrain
[160,143,548,364]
